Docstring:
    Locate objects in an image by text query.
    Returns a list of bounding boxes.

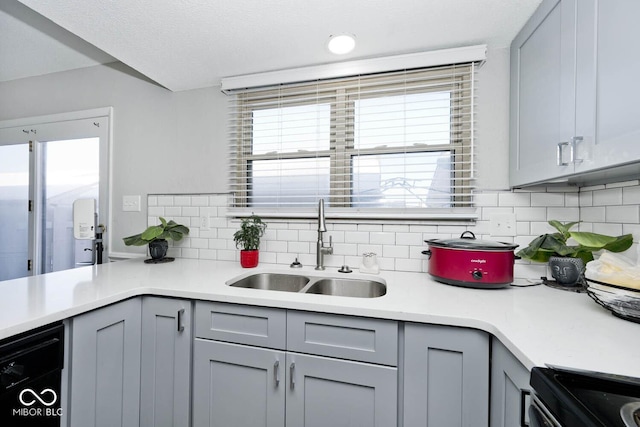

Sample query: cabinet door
[510,0,577,186]
[286,352,397,427]
[140,297,192,427]
[490,339,531,427]
[403,323,489,427]
[574,0,640,172]
[192,339,285,427]
[69,298,141,427]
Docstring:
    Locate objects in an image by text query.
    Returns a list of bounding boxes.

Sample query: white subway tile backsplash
[191,196,209,206]
[498,192,531,207]
[148,206,164,216]
[581,206,606,222]
[531,192,564,207]
[345,231,370,244]
[593,188,623,206]
[623,186,640,205]
[606,205,640,224]
[370,232,396,245]
[546,207,579,222]
[358,224,383,232]
[514,207,546,221]
[165,206,182,216]
[145,181,640,273]
[383,245,409,259]
[157,196,174,206]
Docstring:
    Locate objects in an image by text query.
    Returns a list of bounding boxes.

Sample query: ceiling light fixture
[327,34,356,55]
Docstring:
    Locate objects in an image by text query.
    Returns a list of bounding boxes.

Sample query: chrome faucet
[315,199,333,270]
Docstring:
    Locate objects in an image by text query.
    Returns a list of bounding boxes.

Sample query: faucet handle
[328,235,332,247]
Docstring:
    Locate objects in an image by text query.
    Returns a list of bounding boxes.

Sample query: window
[228,63,476,218]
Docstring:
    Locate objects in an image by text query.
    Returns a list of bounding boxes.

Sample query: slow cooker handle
[421,250,431,259]
[460,231,476,240]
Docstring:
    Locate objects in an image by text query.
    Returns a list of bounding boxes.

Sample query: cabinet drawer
[195,302,286,349]
[287,311,398,366]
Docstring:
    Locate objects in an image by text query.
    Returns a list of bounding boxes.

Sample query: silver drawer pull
[177,308,185,332]
[571,136,583,164]
[274,360,280,386]
[289,362,295,389]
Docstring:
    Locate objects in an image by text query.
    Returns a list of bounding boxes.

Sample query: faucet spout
[315,199,332,270]
[318,199,327,232]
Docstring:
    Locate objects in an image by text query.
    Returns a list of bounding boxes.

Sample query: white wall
[0,48,511,256]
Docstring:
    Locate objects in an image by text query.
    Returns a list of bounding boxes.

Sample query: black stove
[530,366,640,427]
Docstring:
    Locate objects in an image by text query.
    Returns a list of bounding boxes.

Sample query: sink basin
[304,278,386,298]
[228,273,310,292]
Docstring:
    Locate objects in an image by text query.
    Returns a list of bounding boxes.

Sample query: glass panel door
[0,143,30,280]
[38,138,99,274]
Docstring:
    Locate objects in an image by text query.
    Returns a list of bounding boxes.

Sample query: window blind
[227,62,478,218]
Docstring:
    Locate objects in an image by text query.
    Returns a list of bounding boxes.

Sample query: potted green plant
[123,217,190,262]
[233,215,267,268]
[516,220,633,286]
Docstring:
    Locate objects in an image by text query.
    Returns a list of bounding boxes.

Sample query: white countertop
[1,258,639,378]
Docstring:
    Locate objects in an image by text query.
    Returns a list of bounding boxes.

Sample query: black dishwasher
[0,322,64,426]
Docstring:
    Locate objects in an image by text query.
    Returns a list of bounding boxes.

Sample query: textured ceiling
[7,0,543,91]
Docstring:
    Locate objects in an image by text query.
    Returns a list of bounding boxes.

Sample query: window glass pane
[249,158,330,207]
[354,92,451,149]
[352,152,452,208]
[0,143,29,280]
[252,104,330,154]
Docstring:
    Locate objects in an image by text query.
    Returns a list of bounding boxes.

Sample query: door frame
[0,107,113,274]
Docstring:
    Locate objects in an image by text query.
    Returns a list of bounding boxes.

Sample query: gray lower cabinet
[192,302,398,427]
[286,352,397,427]
[403,323,490,427]
[140,296,192,427]
[192,339,286,427]
[490,339,531,427]
[69,297,142,427]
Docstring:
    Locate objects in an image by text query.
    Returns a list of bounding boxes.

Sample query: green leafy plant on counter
[516,220,633,264]
[122,217,190,246]
[233,215,267,251]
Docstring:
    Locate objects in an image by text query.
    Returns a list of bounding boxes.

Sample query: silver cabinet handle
[177,308,185,332]
[557,141,570,166]
[571,136,583,164]
[274,360,280,386]
[289,362,295,389]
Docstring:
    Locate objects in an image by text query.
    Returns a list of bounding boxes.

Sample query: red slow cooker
[422,231,519,289]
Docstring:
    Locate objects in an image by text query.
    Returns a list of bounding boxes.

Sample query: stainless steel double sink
[227,272,386,298]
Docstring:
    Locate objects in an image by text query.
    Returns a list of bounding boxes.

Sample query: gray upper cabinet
[69,298,142,427]
[573,0,640,174]
[403,323,490,427]
[510,0,578,187]
[490,338,531,427]
[140,296,192,427]
[511,0,640,187]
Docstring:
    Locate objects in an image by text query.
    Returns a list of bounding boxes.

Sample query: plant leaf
[549,220,579,240]
[602,233,633,253]
[159,217,167,227]
[122,233,147,246]
[141,225,164,241]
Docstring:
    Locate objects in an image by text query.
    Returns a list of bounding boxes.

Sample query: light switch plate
[122,195,141,212]
[490,213,517,237]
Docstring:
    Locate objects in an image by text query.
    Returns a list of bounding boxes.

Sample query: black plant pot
[549,256,585,286]
[148,239,169,260]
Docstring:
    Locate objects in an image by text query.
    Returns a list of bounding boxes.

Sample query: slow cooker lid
[426,231,519,251]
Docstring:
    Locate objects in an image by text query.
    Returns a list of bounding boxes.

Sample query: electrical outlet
[122,195,141,212]
[490,213,517,237]
[200,208,210,231]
